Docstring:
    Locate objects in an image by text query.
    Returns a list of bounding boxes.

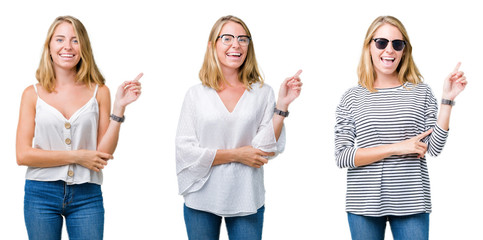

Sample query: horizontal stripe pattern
[335,83,448,217]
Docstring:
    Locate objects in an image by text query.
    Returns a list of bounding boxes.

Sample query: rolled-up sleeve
[175,90,216,195]
[334,91,357,169]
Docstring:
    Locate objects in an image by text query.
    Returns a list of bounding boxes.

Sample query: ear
[208,41,212,49]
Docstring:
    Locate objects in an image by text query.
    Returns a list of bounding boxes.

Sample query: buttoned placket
[64,121,75,182]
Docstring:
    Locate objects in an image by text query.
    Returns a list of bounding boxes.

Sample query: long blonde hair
[36,16,105,92]
[357,16,422,92]
[199,15,263,91]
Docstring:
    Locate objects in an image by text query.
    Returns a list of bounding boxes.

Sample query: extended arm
[273,70,303,140]
[96,73,142,154]
[436,62,467,131]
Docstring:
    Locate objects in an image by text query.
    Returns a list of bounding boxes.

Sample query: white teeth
[382,57,395,61]
[60,54,74,57]
[227,53,241,57]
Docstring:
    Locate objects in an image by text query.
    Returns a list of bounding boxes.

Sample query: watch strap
[274,108,289,117]
[110,114,125,122]
[441,99,455,106]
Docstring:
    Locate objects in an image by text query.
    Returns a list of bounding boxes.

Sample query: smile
[60,54,75,58]
[226,53,241,57]
[381,57,395,62]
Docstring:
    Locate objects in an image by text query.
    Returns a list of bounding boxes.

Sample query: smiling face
[370,23,404,80]
[49,22,81,72]
[215,21,248,73]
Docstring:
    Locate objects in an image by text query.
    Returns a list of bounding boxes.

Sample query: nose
[231,38,240,48]
[63,40,72,50]
[385,43,395,53]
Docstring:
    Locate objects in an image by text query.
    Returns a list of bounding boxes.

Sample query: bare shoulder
[97,84,111,95]
[21,85,37,105]
[96,84,111,103]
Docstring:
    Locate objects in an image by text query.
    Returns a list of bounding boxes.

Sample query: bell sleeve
[175,89,217,195]
[251,87,286,158]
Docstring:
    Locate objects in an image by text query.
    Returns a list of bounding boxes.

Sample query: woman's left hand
[442,62,467,100]
[277,69,303,111]
[115,73,143,108]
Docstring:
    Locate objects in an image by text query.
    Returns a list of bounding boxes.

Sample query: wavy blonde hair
[36,16,105,92]
[357,16,422,92]
[199,15,263,91]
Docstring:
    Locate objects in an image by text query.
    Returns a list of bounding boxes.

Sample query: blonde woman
[176,15,302,240]
[16,16,142,239]
[335,16,467,239]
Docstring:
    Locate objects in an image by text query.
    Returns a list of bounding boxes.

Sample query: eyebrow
[53,35,77,39]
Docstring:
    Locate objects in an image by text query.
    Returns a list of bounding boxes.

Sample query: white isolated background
[0,0,481,239]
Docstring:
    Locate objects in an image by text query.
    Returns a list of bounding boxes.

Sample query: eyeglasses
[373,38,406,51]
[217,34,251,46]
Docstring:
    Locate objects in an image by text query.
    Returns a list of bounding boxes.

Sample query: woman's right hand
[391,129,433,158]
[73,150,113,172]
[233,146,274,168]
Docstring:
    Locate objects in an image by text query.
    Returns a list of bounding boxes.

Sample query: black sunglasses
[373,38,406,51]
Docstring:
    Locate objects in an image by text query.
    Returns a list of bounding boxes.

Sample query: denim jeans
[347,212,429,240]
[24,180,104,240]
[184,204,264,240]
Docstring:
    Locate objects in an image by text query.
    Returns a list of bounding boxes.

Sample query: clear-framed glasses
[217,34,251,46]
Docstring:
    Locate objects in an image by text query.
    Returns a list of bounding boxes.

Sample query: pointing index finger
[293,69,302,78]
[417,129,433,140]
[453,62,461,73]
[134,73,144,82]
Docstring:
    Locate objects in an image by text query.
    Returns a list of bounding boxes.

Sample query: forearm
[213,146,271,168]
[17,147,76,167]
[97,103,125,154]
[273,102,287,141]
[354,144,396,167]
[213,149,235,166]
[436,104,452,131]
[97,122,121,154]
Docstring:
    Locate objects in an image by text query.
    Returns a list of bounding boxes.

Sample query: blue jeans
[347,212,429,240]
[184,204,264,240]
[24,180,104,240]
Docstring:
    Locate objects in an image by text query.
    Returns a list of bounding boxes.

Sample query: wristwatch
[274,108,289,117]
[110,114,125,122]
[441,99,455,106]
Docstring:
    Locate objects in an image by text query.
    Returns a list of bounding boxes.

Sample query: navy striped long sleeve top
[335,82,449,217]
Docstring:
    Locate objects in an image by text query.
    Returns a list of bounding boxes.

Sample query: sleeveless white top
[26,84,102,185]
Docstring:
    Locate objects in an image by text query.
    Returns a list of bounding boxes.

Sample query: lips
[381,57,395,66]
[226,52,241,57]
[60,53,75,58]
